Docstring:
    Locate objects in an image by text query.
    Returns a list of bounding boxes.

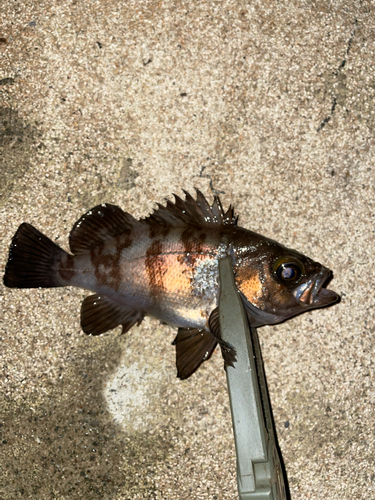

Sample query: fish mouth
[293,269,340,307]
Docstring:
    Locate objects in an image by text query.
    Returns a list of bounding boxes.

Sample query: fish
[3,190,339,379]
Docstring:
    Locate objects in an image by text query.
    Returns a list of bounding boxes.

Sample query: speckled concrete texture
[1,1,374,498]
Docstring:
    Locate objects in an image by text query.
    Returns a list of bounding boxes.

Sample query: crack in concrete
[317,18,358,132]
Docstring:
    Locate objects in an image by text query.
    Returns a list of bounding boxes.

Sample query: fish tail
[3,223,68,288]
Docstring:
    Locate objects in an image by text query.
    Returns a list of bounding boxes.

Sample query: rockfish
[3,190,339,378]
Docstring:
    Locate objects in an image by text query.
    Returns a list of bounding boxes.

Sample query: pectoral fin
[172,307,237,379]
[81,294,144,335]
[172,328,217,379]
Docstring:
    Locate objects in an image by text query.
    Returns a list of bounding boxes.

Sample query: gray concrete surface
[1,1,374,498]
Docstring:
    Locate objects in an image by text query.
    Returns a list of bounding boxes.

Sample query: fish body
[3,190,339,378]
[61,224,226,331]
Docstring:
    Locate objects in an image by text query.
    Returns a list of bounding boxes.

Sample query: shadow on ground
[0,107,41,208]
[0,332,174,499]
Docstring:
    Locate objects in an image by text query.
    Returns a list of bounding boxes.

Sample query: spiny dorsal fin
[69,204,141,255]
[145,189,238,228]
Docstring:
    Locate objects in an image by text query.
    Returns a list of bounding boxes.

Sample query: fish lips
[293,269,340,308]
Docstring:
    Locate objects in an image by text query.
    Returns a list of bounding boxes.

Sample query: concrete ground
[1,1,374,498]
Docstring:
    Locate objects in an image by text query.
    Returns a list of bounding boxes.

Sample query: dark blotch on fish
[145,240,165,294]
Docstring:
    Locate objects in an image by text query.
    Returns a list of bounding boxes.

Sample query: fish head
[234,236,339,327]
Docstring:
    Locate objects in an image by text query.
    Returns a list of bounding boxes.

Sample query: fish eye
[276,262,301,281]
[273,257,304,282]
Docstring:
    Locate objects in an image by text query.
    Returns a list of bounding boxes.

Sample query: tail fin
[3,223,68,288]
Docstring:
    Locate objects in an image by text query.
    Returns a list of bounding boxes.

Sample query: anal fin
[81,294,144,336]
[172,328,217,379]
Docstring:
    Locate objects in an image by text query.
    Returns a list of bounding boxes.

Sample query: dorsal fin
[144,189,238,228]
[69,204,141,255]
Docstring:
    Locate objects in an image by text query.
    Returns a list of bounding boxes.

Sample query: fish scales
[60,226,225,330]
[3,190,339,378]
